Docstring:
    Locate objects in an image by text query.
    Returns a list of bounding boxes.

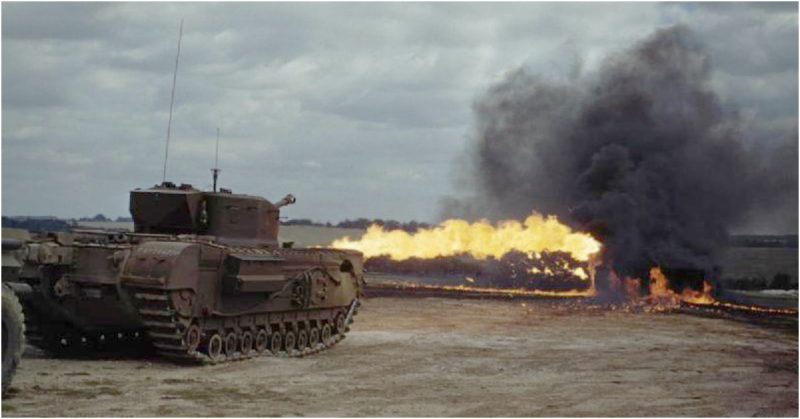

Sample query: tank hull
[17,231,365,362]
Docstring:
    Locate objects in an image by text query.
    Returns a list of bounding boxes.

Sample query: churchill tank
[13,182,365,363]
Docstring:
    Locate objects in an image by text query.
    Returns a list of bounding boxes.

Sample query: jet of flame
[331,213,602,262]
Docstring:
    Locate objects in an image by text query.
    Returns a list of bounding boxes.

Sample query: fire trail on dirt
[364,269,798,317]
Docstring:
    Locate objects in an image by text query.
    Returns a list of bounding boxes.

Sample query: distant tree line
[4,213,431,233]
[282,218,432,233]
[74,214,130,222]
[720,273,797,290]
[2,217,73,232]
[78,214,111,222]
[728,235,798,248]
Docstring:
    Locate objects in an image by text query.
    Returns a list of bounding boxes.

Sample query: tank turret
[130,182,296,247]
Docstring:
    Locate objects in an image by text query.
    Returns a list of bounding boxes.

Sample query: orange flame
[331,212,602,262]
[680,280,715,305]
[646,267,682,305]
[642,267,796,314]
[642,267,715,307]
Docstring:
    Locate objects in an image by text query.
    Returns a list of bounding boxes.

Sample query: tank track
[22,310,148,357]
[127,286,360,364]
[20,279,149,357]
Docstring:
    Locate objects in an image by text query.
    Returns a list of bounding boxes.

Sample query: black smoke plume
[446,25,797,283]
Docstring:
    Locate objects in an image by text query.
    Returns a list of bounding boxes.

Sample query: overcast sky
[2,2,797,229]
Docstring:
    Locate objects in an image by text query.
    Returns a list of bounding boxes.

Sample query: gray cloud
[2,3,796,232]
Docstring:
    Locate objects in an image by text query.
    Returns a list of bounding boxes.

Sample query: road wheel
[2,287,25,395]
[309,326,320,347]
[335,314,345,334]
[269,331,282,354]
[224,332,238,357]
[255,329,269,354]
[184,325,202,353]
[206,333,224,362]
[296,329,308,349]
[240,331,253,355]
[321,324,332,346]
[284,331,296,353]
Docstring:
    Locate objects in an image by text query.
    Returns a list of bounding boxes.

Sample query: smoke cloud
[447,25,797,280]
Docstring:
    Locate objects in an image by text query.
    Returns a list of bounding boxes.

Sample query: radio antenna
[162,18,184,183]
[211,127,221,192]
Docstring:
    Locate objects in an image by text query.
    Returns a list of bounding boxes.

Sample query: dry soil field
[3,297,797,417]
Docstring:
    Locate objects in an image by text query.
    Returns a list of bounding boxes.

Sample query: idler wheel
[284,331,296,352]
[309,327,320,347]
[269,331,282,354]
[255,329,269,354]
[224,332,238,356]
[296,330,308,349]
[207,333,224,362]
[240,331,253,355]
[335,314,345,333]
[185,325,202,353]
[321,324,332,346]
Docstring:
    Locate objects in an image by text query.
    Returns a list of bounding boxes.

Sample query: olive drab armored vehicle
[2,233,28,394]
[13,182,365,363]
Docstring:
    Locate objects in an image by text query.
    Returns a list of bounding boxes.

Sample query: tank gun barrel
[274,194,296,208]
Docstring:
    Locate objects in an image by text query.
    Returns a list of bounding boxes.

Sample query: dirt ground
[3,297,797,417]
